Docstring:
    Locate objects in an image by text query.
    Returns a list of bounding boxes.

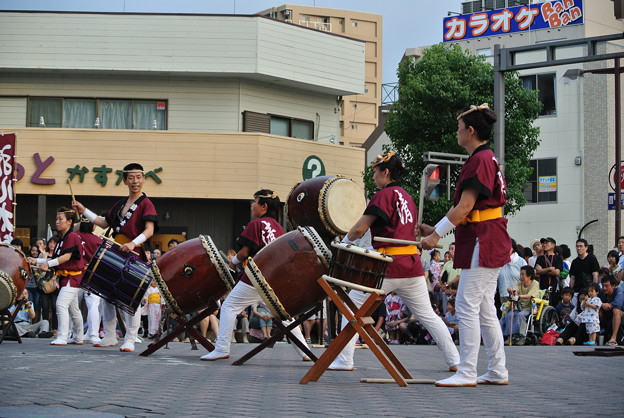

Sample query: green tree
[368,43,541,225]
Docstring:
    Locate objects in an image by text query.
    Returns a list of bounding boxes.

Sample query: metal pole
[493,44,506,172]
[615,58,621,243]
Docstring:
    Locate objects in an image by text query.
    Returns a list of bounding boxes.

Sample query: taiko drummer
[200,189,310,361]
[73,163,158,352]
[328,152,460,371]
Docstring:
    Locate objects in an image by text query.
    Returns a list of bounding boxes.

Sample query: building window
[27,97,167,129]
[269,115,314,140]
[524,158,557,203]
[520,73,557,116]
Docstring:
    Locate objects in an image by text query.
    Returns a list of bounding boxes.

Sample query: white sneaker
[50,338,67,346]
[200,351,230,361]
[135,336,142,344]
[120,342,135,352]
[477,373,509,385]
[435,374,477,387]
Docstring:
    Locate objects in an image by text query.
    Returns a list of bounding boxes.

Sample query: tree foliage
[367,43,541,225]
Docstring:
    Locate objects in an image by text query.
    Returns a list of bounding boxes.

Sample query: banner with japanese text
[0,133,17,243]
[443,0,583,42]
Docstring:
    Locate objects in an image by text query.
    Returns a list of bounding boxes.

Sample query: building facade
[258,5,382,147]
[0,11,367,250]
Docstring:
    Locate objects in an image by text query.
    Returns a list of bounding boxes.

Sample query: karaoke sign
[0,133,17,243]
[443,0,584,42]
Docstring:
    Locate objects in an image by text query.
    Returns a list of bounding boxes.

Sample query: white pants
[211,282,308,357]
[85,292,102,339]
[455,240,507,380]
[100,300,141,345]
[331,276,460,369]
[56,285,83,342]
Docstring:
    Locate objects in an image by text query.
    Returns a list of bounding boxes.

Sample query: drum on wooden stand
[0,244,30,310]
[245,226,332,321]
[328,242,392,290]
[286,176,366,246]
[82,239,153,315]
[151,235,235,316]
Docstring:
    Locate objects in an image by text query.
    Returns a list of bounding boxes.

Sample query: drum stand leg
[300,277,412,387]
[139,300,218,357]
[0,299,26,344]
[232,303,322,366]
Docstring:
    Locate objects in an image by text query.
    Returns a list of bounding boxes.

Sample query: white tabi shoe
[50,338,67,346]
[89,337,102,345]
[435,374,477,387]
[200,351,230,361]
[135,336,142,344]
[120,342,135,352]
[476,373,509,385]
[67,337,83,345]
[327,360,355,371]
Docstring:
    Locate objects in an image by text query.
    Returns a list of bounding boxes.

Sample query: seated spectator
[499,265,539,345]
[577,283,601,345]
[557,289,588,345]
[384,292,407,345]
[555,287,575,328]
[444,299,459,343]
[303,300,327,344]
[606,250,620,281]
[199,305,220,343]
[8,290,53,338]
[497,239,526,307]
[599,275,623,346]
[234,308,250,343]
[251,301,273,340]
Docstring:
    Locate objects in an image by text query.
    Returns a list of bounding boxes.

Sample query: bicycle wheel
[539,306,558,334]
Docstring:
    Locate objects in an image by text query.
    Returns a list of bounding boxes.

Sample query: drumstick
[99,234,142,257]
[67,178,76,203]
[374,236,443,249]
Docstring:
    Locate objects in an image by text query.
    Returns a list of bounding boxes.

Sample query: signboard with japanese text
[538,176,557,192]
[0,133,17,243]
[443,0,583,42]
[608,193,624,210]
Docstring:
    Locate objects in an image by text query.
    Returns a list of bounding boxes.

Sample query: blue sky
[0,0,461,84]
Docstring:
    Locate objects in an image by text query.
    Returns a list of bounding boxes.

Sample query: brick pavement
[0,339,623,417]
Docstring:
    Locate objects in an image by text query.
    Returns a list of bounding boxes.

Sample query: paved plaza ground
[0,338,622,417]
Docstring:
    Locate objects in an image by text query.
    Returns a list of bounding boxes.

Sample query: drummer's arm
[229,246,250,270]
[420,189,478,249]
[121,221,155,253]
[40,252,72,271]
[72,200,109,229]
[346,215,376,241]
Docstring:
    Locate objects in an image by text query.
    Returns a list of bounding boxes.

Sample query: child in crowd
[384,292,407,344]
[577,284,601,345]
[429,249,443,306]
[444,299,459,343]
[555,287,575,328]
[252,301,274,340]
[143,281,164,339]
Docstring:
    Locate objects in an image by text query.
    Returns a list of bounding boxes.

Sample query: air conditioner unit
[283,9,292,17]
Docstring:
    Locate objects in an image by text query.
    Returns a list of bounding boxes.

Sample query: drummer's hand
[420,233,440,250]
[39,263,50,272]
[418,224,435,237]
[27,257,37,265]
[72,200,85,214]
[120,242,136,253]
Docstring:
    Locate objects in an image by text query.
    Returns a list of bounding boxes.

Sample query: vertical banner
[0,133,17,243]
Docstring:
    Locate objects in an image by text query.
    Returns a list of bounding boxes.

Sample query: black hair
[254,189,281,220]
[523,247,533,258]
[608,249,619,260]
[458,106,497,141]
[122,163,144,180]
[520,264,535,279]
[588,283,601,293]
[374,153,406,182]
[79,219,95,233]
[560,287,574,297]
[10,238,23,247]
[167,239,180,247]
[510,238,517,252]
[576,289,587,313]
[601,275,617,286]
[56,206,78,226]
[560,244,571,260]
[576,238,588,247]
[430,249,440,258]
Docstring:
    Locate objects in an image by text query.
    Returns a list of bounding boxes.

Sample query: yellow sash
[460,207,503,225]
[378,245,420,256]
[56,269,83,277]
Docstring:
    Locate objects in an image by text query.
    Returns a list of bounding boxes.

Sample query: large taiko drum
[83,240,153,315]
[244,226,332,321]
[329,242,392,290]
[151,235,235,315]
[286,176,366,245]
[0,243,30,310]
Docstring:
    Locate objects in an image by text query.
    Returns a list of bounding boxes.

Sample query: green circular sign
[302,155,326,180]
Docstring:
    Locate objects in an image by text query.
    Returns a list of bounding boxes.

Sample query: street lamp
[564,59,623,244]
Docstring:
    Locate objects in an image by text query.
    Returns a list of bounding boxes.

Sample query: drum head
[0,271,17,310]
[322,178,366,235]
[331,241,393,263]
